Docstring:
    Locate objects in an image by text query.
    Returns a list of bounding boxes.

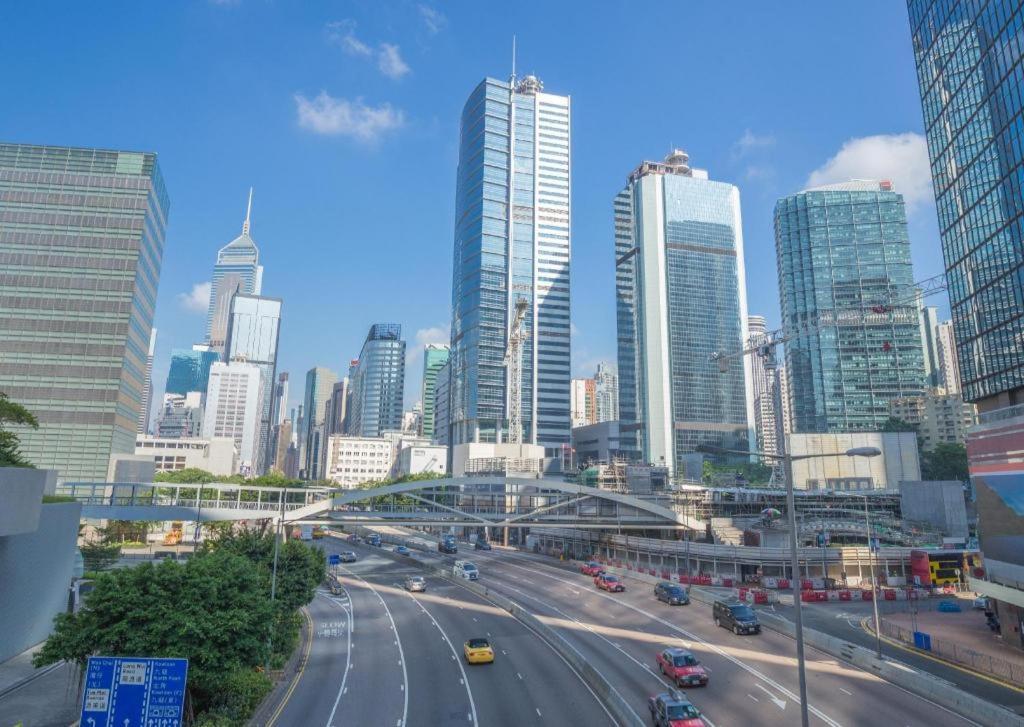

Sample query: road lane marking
[324,586,354,727]
[407,591,478,726]
[755,683,787,709]
[517,672,523,680]
[536,708,542,716]
[265,605,314,727]
[839,688,852,696]
[748,694,759,702]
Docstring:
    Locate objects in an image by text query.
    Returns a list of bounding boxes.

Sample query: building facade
[325,378,350,436]
[135,435,236,476]
[155,392,204,439]
[775,180,926,433]
[201,360,263,474]
[571,420,624,466]
[271,372,289,428]
[433,358,452,447]
[786,431,921,490]
[919,303,941,390]
[570,378,596,428]
[206,190,263,355]
[747,315,781,457]
[0,143,169,480]
[890,391,979,450]
[165,345,219,397]
[348,324,405,439]
[449,74,571,455]
[594,361,619,423]
[615,150,754,474]
[301,366,337,479]
[322,435,395,487]
[138,328,157,435]
[420,344,450,440]
[936,320,962,395]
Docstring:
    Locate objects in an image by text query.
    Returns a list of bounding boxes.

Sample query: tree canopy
[921,441,969,482]
[0,392,38,467]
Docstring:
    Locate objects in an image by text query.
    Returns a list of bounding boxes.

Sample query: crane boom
[504,298,529,445]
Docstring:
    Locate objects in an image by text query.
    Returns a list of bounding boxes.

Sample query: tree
[881,417,918,433]
[80,543,121,572]
[921,442,969,482]
[154,467,218,484]
[0,392,38,467]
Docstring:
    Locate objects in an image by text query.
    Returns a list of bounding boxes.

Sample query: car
[394,545,411,555]
[474,540,492,551]
[648,690,703,727]
[595,573,625,592]
[404,575,426,592]
[713,598,761,635]
[656,647,708,687]
[654,581,690,605]
[339,551,357,563]
[346,534,361,544]
[580,561,604,576]
[463,637,495,664]
[453,560,480,581]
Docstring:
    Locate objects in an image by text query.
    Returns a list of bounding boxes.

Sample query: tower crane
[504,297,530,445]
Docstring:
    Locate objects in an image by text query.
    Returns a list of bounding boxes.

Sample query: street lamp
[696,443,880,727]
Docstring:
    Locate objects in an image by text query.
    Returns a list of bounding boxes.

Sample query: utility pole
[864,495,883,659]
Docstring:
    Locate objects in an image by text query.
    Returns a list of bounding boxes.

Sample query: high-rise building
[165,346,220,397]
[889,391,977,450]
[326,378,350,436]
[270,419,292,475]
[202,360,263,474]
[420,344,450,440]
[348,324,406,439]
[570,378,596,428]
[594,362,619,423]
[272,372,289,428]
[138,328,158,435]
[449,73,571,455]
[747,315,781,457]
[206,189,263,355]
[155,392,204,439]
[301,367,338,478]
[616,150,754,473]
[0,143,169,481]
[919,303,941,390]
[775,180,926,433]
[433,358,452,447]
[936,321,961,396]
[778,365,793,436]
[224,294,281,474]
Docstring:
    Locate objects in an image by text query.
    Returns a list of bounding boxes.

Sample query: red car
[595,573,625,592]
[656,647,708,688]
[580,561,604,576]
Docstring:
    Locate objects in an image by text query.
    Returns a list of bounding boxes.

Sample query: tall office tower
[778,364,793,435]
[0,143,169,480]
[294,402,305,469]
[936,321,962,395]
[449,73,571,455]
[301,367,337,478]
[747,315,780,457]
[570,378,596,428]
[420,344,450,440]
[326,379,350,435]
[775,180,926,433]
[433,358,452,446]
[348,324,406,438]
[155,392,204,439]
[165,345,220,396]
[271,419,292,474]
[615,150,754,473]
[272,372,289,427]
[202,360,263,475]
[206,190,263,355]
[138,329,158,435]
[919,303,941,389]
[594,361,619,423]
[224,294,281,474]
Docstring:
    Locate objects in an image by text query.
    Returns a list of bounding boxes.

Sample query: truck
[438,533,458,554]
[299,525,314,541]
[366,533,382,547]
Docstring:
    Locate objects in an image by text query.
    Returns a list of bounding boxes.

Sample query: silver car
[404,575,426,592]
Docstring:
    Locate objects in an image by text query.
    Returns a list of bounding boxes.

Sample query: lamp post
[859,493,883,659]
[697,443,881,727]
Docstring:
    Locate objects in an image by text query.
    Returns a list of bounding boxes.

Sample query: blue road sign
[328,553,341,565]
[80,656,188,727]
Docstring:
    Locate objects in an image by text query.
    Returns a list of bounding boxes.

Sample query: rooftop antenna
[510,35,517,86]
[242,187,253,235]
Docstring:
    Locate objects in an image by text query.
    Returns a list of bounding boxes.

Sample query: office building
[449,73,571,454]
[775,180,926,433]
[301,366,337,478]
[403,403,422,434]
[936,321,962,395]
[433,358,452,446]
[778,365,793,435]
[138,329,157,435]
[889,391,978,450]
[272,372,289,427]
[135,435,236,476]
[348,324,405,438]
[787,432,920,490]
[919,303,941,390]
[421,344,450,440]
[394,443,448,478]
[155,392,204,439]
[570,378,596,428]
[206,190,263,354]
[0,143,169,481]
[202,360,263,475]
[270,419,292,475]
[594,362,619,423]
[322,435,396,487]
[571,421,625,466]
[615,150,754,474]
[748,315,781,457]
[326,378,350,436]
[165,345,220,397]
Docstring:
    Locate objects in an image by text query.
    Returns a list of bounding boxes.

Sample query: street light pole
[782,452,810,727]
[864,495,882,659]
[265,487,285,673]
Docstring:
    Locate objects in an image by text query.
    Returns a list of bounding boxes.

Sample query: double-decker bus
[910,549,984,587]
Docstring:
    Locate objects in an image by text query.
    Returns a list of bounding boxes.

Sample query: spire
[510,35,517,85]
[242,187,253,236]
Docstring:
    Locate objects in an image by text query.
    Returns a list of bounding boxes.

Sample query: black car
[654,581,690,605]
[648,690,703,726]
[713,598,761,635]
[474,540,492,550]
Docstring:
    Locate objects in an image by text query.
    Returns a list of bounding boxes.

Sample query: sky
[0,1,944,417]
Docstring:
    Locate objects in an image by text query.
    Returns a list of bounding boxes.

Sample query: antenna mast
[510,35,517,85]
[242,187,253,235]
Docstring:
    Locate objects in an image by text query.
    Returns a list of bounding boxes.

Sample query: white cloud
[378,43,410,80]
[177,282,211,314]
[294,92,405,141]
[418,5,447,34]
[326,20,372,57]
[414,325,449,347]
[732,129,775,158]
[806,132,933,212]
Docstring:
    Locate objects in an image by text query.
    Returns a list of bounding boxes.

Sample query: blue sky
[0,1,943,414]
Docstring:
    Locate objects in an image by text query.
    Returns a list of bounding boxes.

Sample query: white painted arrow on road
[755,683,787,710]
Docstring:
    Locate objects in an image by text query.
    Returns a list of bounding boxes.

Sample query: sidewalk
[0,645,79,727]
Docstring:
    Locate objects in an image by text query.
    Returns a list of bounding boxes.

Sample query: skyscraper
[594,362,619,423]
[164,346,220,396]
[919,303,941,390]
[433,358,452,447]
[775,180,926,433]
[570,378,596,428]
[936,321,961,395]
[138,328,158,435]
[326,379,350,435]
[420,344,450,440]
[202,360,263,474]
[615,150,754,473]
[449,73,571,455]
[207,190,263,355]
[748,315,780,458]
[348,324,405,438]
[0,143,169,480]
[224,294,281,474]
[301,366,337,478]
[272,372,289,428]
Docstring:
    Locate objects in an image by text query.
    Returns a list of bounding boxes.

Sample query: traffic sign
[80,656,188,727]
[328,553,341,566]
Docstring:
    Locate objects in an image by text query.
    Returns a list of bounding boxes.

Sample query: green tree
[80,543,121,572]
[154,467,218,484]
[881,416,918,432]
[99,520,155,544]
[0,392,38,467]
[921,442,969,482]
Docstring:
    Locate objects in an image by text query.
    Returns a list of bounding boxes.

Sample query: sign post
[80,656,188,727]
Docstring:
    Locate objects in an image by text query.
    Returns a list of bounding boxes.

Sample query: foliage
[921,442,969,482]
[200,667,273,724]
[881,416,919,433]
[80,543,121,572]
[153,467,311,488]
[701,460,773,485]
[0,391,38,468]
[99,520,155,544]
[154,468,219,484]
[42,494,76,504]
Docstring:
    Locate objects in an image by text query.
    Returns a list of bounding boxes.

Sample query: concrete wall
[898,480,968,537]
[788,432,920,489]
[0,501,81,662]
[0,467,53,536]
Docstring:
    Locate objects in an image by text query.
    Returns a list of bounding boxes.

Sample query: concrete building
[434,358,452,447]
[935,320,961,395]
[889,391,978,450]
[202,360,263,475]
[272,372,289,427]
[898,480,968,539]
[919,303,941,390]
[571,421,624,466]
[570,378,596,428]
[615,149,754,473]
[325,378,350,436]
[421,344,450,440]
[271,419,292,475]
[138,328,157,435]
[348,324,405,439]
[748,315,781,457]
[451,442,547,478]
[0,143,169,481]
[323,435,395,487]
[449,74,572,454]
[206,189,263,355]
[403,403,423,435]
[394,444,448,478]
[155,392,204,439]
[786,432,921,490]
[594,362,619,424]
[301,366,337,478]
[135,435,236,476]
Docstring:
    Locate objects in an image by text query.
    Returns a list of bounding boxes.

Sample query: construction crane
[504,297,530,445]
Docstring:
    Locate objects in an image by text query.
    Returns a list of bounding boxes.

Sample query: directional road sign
[328,553,341,566]
[80,656,188,727]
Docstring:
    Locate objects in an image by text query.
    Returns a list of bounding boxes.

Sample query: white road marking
[323,588,354,727]
[517,672,523,680]
[748,694,759,702]
[536,708,542,717]
[408,591,478,726]
[839,688,852,696]
[755,683,787,710]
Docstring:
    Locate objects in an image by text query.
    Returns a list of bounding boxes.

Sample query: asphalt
[0,661,79,727]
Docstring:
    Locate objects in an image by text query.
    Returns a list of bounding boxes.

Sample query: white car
[453,560,479,581]
[404,575,426,592]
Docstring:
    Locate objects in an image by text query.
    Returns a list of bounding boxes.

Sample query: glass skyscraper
[0,143,169,480]
[348,323,405,438]
[449,74,571,455]
[420,343,450,439]
[165,346,220,396]
[207,190,263,355]
[615,150,754,474]
[301,365,337,478]
[775,180,926,432]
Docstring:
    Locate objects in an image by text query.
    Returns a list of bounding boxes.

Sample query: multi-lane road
[274,532,982,726]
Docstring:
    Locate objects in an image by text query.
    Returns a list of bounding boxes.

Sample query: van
[712,598,760,635]
[453,560,479,581]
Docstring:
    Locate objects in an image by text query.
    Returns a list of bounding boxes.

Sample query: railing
[67,495,310,512]
[880,618,1024,685]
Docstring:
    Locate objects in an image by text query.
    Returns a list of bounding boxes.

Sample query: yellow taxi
[463,638,495,664]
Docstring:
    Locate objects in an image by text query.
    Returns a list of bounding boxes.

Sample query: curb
[0,660,65,701]
[248,604,312,727]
